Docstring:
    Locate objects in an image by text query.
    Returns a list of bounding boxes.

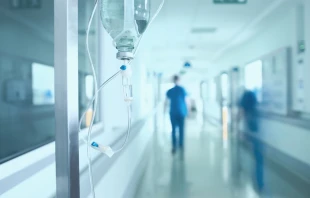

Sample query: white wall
[206,2,310,165]
[213,3,297,71]
[259,119,310,164]
[131,54,155,120]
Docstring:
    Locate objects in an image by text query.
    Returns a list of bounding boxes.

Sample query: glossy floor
[135,116,310,198]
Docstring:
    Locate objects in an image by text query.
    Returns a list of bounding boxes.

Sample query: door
[230,67,241,133]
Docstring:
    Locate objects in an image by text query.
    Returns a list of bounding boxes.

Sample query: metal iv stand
[54,0,80,197]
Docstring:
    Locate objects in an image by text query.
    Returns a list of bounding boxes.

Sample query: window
[0,0,102,163]
[244,60,263,102]
[0,1,54,163]
[32,63,55,105]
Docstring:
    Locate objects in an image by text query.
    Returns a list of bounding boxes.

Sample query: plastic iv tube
[91,101,132,155]
[114,103,132,152]
[79,70,121,133]
[89,64,132,155]
[83,0,165,197]
[85,0,99,198]
[80,69,131,153]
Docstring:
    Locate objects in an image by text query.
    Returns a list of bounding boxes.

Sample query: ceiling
[139,0,300,76]
[0,0,303,78]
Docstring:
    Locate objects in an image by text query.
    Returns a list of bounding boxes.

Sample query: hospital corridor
[1,0,310,198]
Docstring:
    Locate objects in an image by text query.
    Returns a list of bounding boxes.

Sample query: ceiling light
[191,27,217,34]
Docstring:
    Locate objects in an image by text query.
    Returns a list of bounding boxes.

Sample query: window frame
[0,0,104,175]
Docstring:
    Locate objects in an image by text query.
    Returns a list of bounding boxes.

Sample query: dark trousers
[170,114,185,149]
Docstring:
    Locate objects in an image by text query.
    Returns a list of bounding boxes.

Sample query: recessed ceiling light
[191,27,217,34]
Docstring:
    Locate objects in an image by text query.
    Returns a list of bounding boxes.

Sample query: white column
[131,56,144,120]
[131,54,151,120]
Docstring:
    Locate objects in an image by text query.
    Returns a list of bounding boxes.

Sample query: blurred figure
[165,75,188,154]
[238,89,259,132]
[238,90,264,192]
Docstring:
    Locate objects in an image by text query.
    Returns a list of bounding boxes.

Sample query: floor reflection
[252,137,264,193]
[135,117,310,198]
[170,151,188,198]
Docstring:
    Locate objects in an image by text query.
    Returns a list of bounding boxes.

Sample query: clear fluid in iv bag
[135,20,148,34]
[99,0,150,52]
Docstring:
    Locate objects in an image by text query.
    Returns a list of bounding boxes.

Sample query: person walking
[165,75,188,154]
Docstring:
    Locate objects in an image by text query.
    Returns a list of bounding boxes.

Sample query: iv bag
[99,0,150,55]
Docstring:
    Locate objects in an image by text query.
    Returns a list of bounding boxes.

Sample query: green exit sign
[214,0,247,4]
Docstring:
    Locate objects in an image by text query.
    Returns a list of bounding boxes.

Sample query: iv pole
[54,0,80,197]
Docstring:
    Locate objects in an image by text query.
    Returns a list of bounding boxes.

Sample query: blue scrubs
[167,86,187,149]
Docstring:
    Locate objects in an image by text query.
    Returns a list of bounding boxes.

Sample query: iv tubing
[83,0,165,197]
[86,0,99,197]
[79,70,121,133]
[114,103,132,153]
[80,68,132,150]
[80,69,131,153]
